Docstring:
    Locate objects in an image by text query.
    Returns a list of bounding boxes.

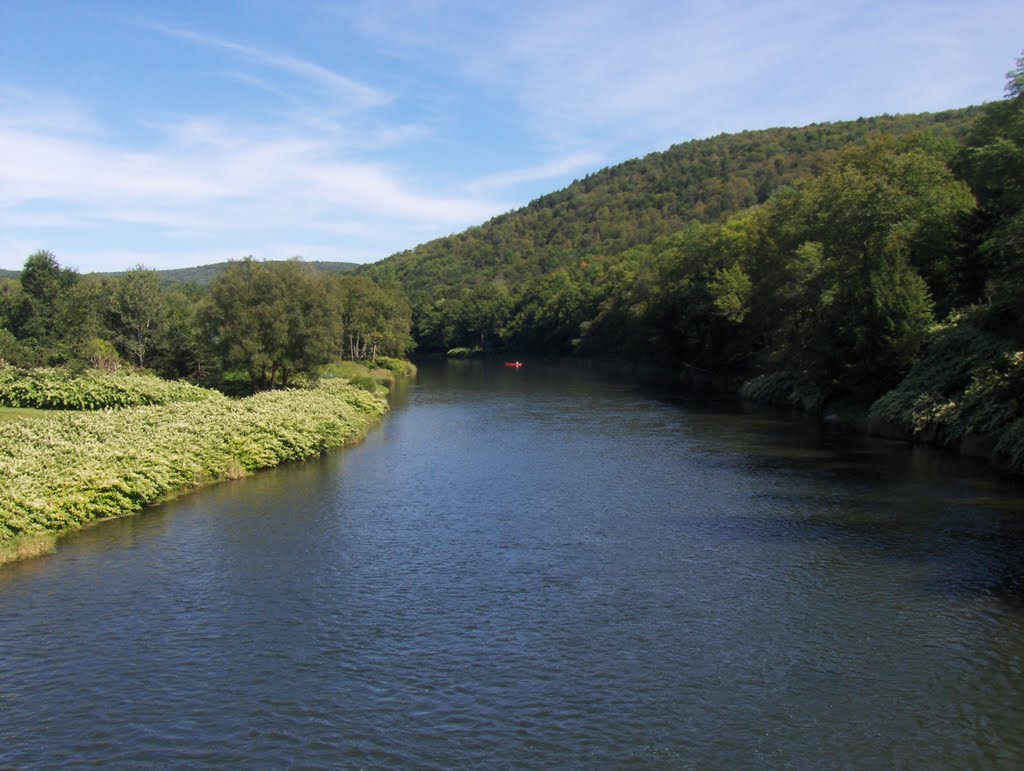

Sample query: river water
[2,360,1024,768]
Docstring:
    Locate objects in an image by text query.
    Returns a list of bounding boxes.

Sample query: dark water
[3,361,1024,768]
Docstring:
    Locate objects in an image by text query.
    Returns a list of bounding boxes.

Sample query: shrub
[740,371,828,414]
[0,366,222,410]
[446,346,483,359]
[374,356,417,376]
[0,380,388,552]
[868,313,1024,473]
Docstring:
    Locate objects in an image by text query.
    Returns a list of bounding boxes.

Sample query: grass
[0,406,54,423]
[319,358,417,393]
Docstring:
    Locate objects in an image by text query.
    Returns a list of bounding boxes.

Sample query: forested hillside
[364,109,978,349]
[363,59,1024,472]
[3,59,1022,471]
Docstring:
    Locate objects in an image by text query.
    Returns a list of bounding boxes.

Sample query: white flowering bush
[0,380,387,549]
[0,366,222,410]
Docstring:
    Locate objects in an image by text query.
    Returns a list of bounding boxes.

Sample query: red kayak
[504,361,524,368]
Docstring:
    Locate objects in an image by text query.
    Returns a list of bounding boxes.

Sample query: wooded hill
[127,259,358,287]
[364,108,979,347]
[362,59,1024,473]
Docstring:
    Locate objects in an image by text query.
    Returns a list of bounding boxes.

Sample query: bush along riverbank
[0,378,389,565]
[867,312,1024,475]
[0,365,222,409]
[737,310,1024,477]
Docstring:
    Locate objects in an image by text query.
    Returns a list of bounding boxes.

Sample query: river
[2,360,1023,767]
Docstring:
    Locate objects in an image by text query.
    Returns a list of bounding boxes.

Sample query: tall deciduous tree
[109,266,166,369]
[206,258,343,389]
[764,139,975,397]
[17,250,79,352]
[332,275,413,362]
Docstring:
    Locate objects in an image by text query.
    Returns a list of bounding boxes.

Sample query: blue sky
[1,0,1021,272]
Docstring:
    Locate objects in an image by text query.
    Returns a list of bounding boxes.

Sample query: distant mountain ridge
[1,260,359,285]
[133,260,360,286]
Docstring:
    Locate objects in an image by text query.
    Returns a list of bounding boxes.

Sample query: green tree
[108,266,166,369]
[765,139,974,398]
[332,275,413,361]
[206,258,343,389]
[17,250,79,353]
[958,51,1024,328]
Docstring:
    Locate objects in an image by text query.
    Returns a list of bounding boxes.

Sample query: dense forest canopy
[363,108,979,351]
[349,62,1021,414]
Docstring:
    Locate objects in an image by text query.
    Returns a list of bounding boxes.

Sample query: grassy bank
[0,406,52,423]
[0,379,389,565]
[319,357,417,393]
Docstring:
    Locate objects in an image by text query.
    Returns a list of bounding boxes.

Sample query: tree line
[367,56,1023,411]
[0,256,413,392]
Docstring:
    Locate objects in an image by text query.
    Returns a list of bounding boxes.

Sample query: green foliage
[868,312,1024,473]
[0,366,222,410]
[0,328,25,366]
[373,356,417,376]
[133,259,359,287]
[202,260,413,390]
[762,139,973,398]
[319,359,402,393]
[347,374,378,392]
[708,263,753,323]
[334,274,414,362]
[364,109,978,352]
[446,346,483,358]
[0,380,388,547]
[205,258,345,389]
[957,57,1024,325]
[107,266,166,369]
[82,337,122,371]
[739,371,827,414]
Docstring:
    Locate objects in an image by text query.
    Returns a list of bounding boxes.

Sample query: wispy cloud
[0,86,506,270]
[467,152,605,194]
[4,1,1021,272]
[0,84,102,136]
[342,0,1023,152]
[145,22,390,110]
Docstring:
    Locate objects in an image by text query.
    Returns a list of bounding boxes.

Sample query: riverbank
[0,378,390,565]
[734,316,1024,477]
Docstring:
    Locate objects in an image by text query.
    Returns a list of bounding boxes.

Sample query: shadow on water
[627,376,1024,608]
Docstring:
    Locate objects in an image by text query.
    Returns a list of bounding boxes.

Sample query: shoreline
[0,376,398,567]
[586,355,1024,478]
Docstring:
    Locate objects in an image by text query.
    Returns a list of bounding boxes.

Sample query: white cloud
[0,84,507,271]
[342,0,1023,153]
[0,121,500,219]
[145,22,390,110]
[6,1,1022,273]
[467,152,605,194]
[0,84,102,136]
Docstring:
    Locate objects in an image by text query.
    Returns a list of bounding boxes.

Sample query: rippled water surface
[3,360,1024,767]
